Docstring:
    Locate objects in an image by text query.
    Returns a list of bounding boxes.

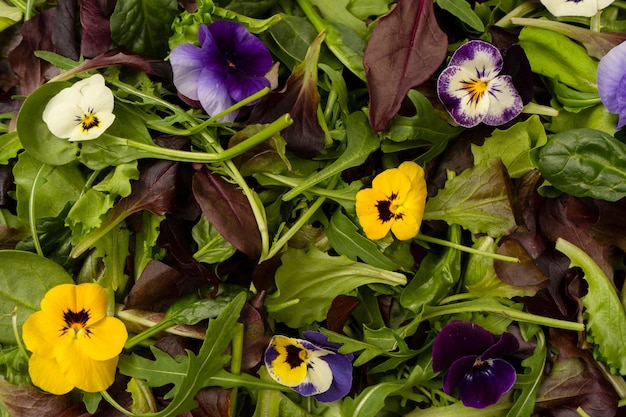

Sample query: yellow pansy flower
[22,283,128,395]
[355,161,427,241]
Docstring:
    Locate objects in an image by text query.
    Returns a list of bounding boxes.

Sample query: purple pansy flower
[169,21,272,122]
[598,40,626,128]
[437,40,523,128]
[264,330,353,403]
[432,321,519,409]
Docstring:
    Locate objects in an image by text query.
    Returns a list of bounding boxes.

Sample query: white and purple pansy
[264,330,353,403]
[540,0,614,17]
[432,321,520,409]
[437,40,523,128]
[169,20,273,122]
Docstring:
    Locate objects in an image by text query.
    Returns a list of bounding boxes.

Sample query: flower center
[461,78,489,107]
[77,110,101,132]
[284,344,309,369]
[61,308,92,338]
[376,193,404,223]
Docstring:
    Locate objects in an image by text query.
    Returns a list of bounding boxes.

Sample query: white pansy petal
[73,74,107,93]
[437,65,489,128]
[597,0,614,9]
[482,75,523,126]
[293,353,333,396]
[68,112,116,141]
[42,88,83,138]
[80,83,115,114]
[449,40,503,78]
[541,0,599,16]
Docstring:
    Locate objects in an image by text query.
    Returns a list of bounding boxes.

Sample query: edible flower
[432,321,519,409]
[169,20,272,122]
[264,331,353,402]
[42,74,115,141]
[598,40,626,128]
[540,0,614,17]
[22,283,128,395]
[355,161,427,241]
[437,40,523,128]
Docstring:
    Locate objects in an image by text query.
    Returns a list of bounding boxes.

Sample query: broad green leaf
[0,1,22,31]
[0,132,21,165]
[548,78,601,113]
[531,128,626,202]
[110,0,179,58]
[518,26,597,93]
[435,0,485,32]
[0,250,74,344]
[191,216,236,264]
[310,0,367,36]
[13,152,85,224]
[400,225,461,312]
[282,111,380,200]
[325,209,398,271]
[548,104,618,135]
[423,158,516,237]
[556,238,626,374]
[265,247,406,328]
[472,115,547,179]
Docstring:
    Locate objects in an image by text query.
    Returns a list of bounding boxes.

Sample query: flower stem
[522,102,560,116]
[28,165,45,257]
[101,390,140,417]
[415,233,520,263]
[11,308,29,361]
[493,1,540,27]
[124,318,175,350]
[229,323,244,417]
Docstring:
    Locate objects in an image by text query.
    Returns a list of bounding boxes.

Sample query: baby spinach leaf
[0,250,74,344]
[531,128,626,202]
[192,216,236,265]
[424,158,517,238]
[265,247,406,328]
[556,238,626,374]
[325,209,398,271]
[364,0,447,131]
[110,0,178,58]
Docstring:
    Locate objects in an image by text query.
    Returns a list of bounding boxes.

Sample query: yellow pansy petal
[78,317,128,361]
[57,344,118,393]
[397,161,426,190]
[22,311,61,358]
[266,336,308,387]
[28,354,75,395]
[74,283,107,325]
[355,188,393,240]
[40,284,77,320]
[390,213,419,240]
[371,167,412,201]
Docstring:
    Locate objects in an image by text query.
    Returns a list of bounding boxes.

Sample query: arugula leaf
[555,238,626,375]
[0,250,74,344]
[265,247,406,328]
[424,158,517,237]
[506,329,545,417]
[435,0,485,32]
[110,0,179,58]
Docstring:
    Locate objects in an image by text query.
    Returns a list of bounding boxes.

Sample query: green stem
[124,319,175,350]
[229,323,244,417]
[493,1,540,27]
[28,165,45,257]
[11,308,29,361]
[422,300,585,331]
[101,390,139,417]
[590,10,601,31]
[415,233,520,263]
[258,173,356,202]
[522,102,560,117]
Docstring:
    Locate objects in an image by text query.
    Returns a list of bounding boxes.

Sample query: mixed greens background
[1,0,626,416]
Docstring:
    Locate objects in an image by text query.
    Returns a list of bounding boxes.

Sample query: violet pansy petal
[227,74,271,102]
[449,40,503,77]
[481,75,523,126]
[456,359,517,409]
[303,331,338,350]
[481,332,519,361]
[311,349,353,402]
[437,65,489,128]
[432,321,495,372]
[197,68,235,121]
[616,76,626,128]
[208,21,272,75]
[598,41,626,119]
[169,43,206,101]
[441,355,475,394]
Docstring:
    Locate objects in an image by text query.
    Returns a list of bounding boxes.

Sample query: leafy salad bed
[1,0,626,416]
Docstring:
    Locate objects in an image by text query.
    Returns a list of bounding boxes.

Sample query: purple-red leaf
[192,168,262,259]
[0,379,72,417]
[364,0,448,131]
[52,0,79,60]
[80,0,112,57]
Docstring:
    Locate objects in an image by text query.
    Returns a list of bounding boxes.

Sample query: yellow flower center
[375,192,404,224]
[285,343,309,369]
[78,110,101,132]
[61,308,92,338]
[461,78,489,107]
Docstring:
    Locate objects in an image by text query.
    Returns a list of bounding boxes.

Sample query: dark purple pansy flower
[598,40,626,128]
[432,321,519,409]
[169,21,272,122]
[264,330,353,402]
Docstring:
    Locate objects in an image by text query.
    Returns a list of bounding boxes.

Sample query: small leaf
[364,0,448,131]
[0,250,74,343]
[435,0,485,32]
[0,378,72,417]
[192,168,262,259]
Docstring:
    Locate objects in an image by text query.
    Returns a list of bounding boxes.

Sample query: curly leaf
[556,238,626,374]
[531,128,626,202]
[364,0,447,131]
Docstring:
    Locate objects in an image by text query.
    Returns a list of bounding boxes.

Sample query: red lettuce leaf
[80,0,112,57]
[192,168,262,259]
[52,0,79,61]
[364,0,448,131]
[0,379,72,417]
